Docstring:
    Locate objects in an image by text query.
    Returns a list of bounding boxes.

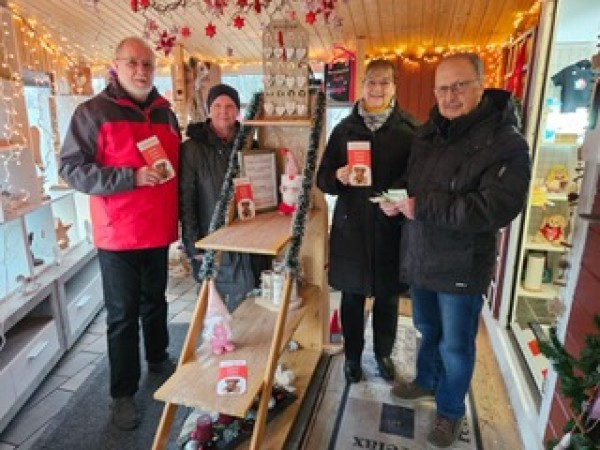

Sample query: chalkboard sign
[325,59,355,104]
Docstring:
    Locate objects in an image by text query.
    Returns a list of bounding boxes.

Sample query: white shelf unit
[0,283,64,432]
[510,140,581,395]
[0,191,103,432]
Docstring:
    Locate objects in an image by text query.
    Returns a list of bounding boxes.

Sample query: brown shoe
[427,414,463,449]
[390,380,434,403]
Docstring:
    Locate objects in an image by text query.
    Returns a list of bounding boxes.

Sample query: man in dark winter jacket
[317,59,417,384]
[381,53,530,449]
[179,84,266,308]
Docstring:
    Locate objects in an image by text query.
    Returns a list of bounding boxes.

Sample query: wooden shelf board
[243,119,312,127]
[236,348,322,450]
[196,211,292,255]
[154,285,320,417]
[517,283,558,300]
[524,239,567,252]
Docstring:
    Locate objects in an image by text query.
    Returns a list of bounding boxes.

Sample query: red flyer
[347,141,372,186]
[136,135,175,182]
[233,177,256,220]
[217,360,248,395]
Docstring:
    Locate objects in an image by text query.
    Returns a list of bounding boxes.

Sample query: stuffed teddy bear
[545,164,569,193]
[203,279,235,355]
[533,214,568,246]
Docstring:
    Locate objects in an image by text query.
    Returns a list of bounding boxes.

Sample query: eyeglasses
[364,78,394,89]
[433,79,479,96]
[115,58,155,71]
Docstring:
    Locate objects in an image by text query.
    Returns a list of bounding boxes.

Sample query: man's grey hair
[441,52,484,80]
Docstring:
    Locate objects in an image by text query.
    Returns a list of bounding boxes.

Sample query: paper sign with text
[347,141,372,186]
[137,135,175,183]
[233,177,255,220]
[217,360,248,395]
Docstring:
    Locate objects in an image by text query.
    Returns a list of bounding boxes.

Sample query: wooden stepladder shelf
[152,91,329,450]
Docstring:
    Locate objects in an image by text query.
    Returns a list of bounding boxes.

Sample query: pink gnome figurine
[278,148,303,215]
[204,280,235,355]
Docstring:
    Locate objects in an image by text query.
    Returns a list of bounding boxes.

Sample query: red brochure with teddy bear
[347,141,372,187]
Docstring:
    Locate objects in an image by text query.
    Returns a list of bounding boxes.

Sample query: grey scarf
[358,99,394,131]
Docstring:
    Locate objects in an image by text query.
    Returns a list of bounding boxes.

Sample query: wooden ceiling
[7,0,538,69]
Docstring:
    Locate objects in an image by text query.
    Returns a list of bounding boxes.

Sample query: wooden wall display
[262,19,310,119]
[67,66,92,96]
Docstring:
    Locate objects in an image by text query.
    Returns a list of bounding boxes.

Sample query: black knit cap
[206,83,240,110]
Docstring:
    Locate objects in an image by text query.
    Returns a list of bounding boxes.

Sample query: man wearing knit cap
[179,83,267,308]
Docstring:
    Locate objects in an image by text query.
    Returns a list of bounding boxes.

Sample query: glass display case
[509,20,597,394]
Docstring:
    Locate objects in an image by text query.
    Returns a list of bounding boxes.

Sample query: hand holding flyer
[137,135,175,182]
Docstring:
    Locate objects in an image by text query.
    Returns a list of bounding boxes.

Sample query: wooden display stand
[152,92,328,449]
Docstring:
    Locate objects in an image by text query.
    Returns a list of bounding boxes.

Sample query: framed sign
[324,58,356,104]
[238,149,279,212]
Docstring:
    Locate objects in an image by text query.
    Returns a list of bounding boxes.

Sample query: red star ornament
[205,22,217,38]
[305,10,317,24]
[155,31,176,56]
[180,26,191,38]
[233,15,245,29]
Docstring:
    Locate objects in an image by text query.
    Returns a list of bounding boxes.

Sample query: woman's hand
[336,165,351,185]
[379,197,416,220]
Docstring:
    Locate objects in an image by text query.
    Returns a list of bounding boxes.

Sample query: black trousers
[98,247,169,398]
[340,292,399,362]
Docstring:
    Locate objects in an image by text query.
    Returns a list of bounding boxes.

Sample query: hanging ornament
[180,26,192,38]
[140,0,150,7]
[305,10,317,25]
[205,0,227,16]
[155,30,176,56]
[130,0,138,12]
[236,0,249,6]
[287,9,297,21]
[254,0,261,13]
[232,15,245,29]
[226,46,234,57]
[205,22,217,38]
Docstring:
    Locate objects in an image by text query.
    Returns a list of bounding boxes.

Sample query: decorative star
[305,10,317,25]
[155,30,176,56]
[205,22,217,38]
[232,15,245,29]
[286,9,297,21]
[180,25,191,38]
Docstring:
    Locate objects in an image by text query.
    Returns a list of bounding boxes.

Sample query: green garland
[199,92,262,280]
[539,314,600,449]
[283,90,327,277]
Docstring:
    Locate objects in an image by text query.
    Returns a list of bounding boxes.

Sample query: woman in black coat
[316,59,416,383]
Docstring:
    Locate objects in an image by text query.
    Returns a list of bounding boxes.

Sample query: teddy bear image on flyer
[203,279,235,355]
[533,214,568,246]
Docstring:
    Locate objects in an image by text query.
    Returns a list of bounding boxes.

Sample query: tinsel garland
[199,91,262,280]
[282,90,326,277]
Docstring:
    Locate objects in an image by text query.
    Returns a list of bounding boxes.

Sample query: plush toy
[203,279,235,355]
[278,149,303,215]
[545,164,569,193]
[533,214,568,246]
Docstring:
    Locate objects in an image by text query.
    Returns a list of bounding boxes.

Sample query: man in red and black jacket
[60,36,180,431]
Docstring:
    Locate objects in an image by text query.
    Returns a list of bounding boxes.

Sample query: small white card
[369,188,408,203]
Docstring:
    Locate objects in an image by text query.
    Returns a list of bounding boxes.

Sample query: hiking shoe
[390,380,434,402]
[375,356,396,381]
[110,397,140,430]
[343,360,362,383]
[148,357,176,374]
[427,414,463,449]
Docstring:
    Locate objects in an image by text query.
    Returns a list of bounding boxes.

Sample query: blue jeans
[411,286,483,419]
